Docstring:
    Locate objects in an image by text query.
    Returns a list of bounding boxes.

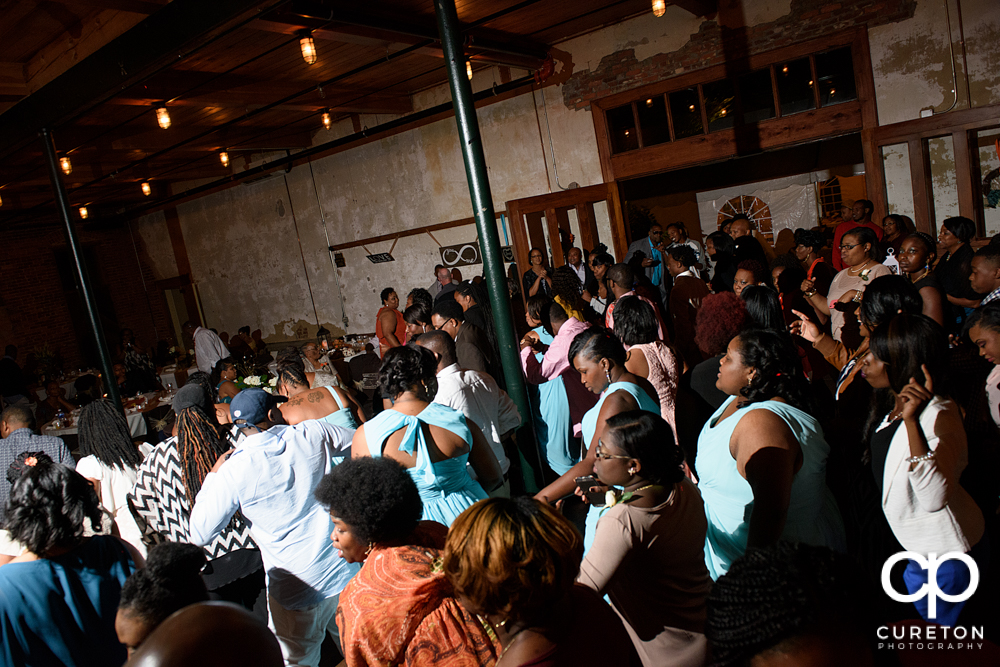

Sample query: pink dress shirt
[520,317,598,436]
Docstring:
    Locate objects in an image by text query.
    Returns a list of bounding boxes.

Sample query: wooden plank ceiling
[0,0,716,229]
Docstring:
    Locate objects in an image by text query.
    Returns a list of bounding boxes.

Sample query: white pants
[267,593,341,667]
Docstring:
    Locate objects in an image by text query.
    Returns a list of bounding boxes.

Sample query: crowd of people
[1,209,1000,666]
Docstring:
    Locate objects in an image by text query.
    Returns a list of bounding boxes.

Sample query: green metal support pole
[41,128,124,415]
[433,0,542,491]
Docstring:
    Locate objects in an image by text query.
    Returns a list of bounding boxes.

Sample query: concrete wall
[132,0,1000,343]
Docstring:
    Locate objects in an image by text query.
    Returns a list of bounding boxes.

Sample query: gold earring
[365,542,375,556]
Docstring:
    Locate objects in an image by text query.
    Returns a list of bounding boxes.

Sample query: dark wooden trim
[545,207,564,267]
[809,55,821,110]
[769,65,781,120]
[504,183,618,211]
[154,274,191,290]
[609,101,862,180]
[909,137,932,233]
[873,104,1000,146]
[327,212,502,252]
[577,202,598,252]
[665,93,677,142]
[954,129,976,224]
[592,98,615,184]
[697,84,709,138]
[854,27,886,219]
[607,182,627,260]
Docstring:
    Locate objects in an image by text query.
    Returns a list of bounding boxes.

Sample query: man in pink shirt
[604,263,666,340]
[519,304,598,437]
[831,199,883,271]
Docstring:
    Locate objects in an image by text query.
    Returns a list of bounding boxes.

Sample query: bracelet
[852,290,863,303]
[905,451,936,464]
[804,290,817,298]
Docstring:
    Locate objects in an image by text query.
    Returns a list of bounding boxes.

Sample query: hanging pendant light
[156,106,171,130]
[141,182,152,196]
[300,33,317,65]
[219,151,230,167]
[60,156,72,175]
[79,206,88,219]
[322,111,332,130]
[652,0,666,17]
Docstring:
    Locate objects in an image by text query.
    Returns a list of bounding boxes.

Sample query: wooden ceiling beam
[67,0,170,16]
[0,62,28,97]
[670,0,717,17]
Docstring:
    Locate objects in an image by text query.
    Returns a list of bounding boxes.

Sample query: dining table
[34,370,100,402]
[41,392,172,439]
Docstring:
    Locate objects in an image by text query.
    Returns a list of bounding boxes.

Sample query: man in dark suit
[624,224,668,308]
[430,300,500,382]
[567,247,598,296]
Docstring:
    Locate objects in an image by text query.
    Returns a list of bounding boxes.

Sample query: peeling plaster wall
[870,0,1000,126]
[132,210,177,281]
[130,2,998,342]
[882,143,916,220]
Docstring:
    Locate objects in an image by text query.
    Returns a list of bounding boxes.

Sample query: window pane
[738,69,775,123]
[607,104,638,153]
[815,47,857,107]
[881,143,916,222]
[928,135,959,232]
[669,88,703,139]
[637,95,670,147]
[775,57,814,115]
[703,80,735,132]
[978,128,1000,237]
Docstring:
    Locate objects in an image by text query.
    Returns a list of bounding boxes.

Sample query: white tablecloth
[40,394,165,439]
[34,372,98,402]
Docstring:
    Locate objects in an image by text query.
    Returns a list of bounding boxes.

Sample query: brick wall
[561,0,917,110]
[0,223,172,375]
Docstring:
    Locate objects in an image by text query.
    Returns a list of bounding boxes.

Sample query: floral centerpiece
[237,372,279,395]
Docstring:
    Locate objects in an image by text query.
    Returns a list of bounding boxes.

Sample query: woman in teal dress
[695,329,845,580]
[212,357,239,404]
[351,344,503,526]
[520,295,574,475]
[534,329,660,551]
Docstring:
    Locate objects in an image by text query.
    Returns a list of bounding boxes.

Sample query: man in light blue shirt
[189,389,358,667]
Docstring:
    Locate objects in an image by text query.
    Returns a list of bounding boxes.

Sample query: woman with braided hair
[129,384,266,619]
[275,358,364,429]
[695,329,845,579]
[76,398,152,556]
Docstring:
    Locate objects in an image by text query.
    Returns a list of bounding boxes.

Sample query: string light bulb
[60,156,72,175]
[652,0,666,17]
[322,111,332,130]
[219,151,230,167]
[466,60,473,80]
[300,33,317,65]
[79,206,88,219]
[156,106,171,130]
[141,182,151,196]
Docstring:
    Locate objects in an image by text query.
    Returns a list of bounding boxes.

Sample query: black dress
[936,244,977,331]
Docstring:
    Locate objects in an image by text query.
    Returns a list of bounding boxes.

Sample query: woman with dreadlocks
[76,398,153,557]
[128,384,266,619]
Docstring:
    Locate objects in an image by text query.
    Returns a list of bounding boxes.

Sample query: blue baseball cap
[230,388,286,427]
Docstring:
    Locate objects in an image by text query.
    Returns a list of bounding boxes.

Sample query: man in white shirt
[566,247,597,295]
[183,321,231,375]
[188,389,358,667]
[415,330,520,498]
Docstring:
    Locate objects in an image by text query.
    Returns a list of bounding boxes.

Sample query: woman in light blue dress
[351,345,502,526]
[695,329,845,579]
[521,295,574,475]
[533,329,660,552]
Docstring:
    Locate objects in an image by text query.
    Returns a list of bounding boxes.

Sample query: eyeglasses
[594,440,631,461]
[839,243,860,251]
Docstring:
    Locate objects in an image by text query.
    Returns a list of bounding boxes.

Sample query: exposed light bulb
[624,130,630,136]
[466,60,473,81]
[808,80,814,86]
[219,151,230,167]
[646,98,653,107]
[60,156,72,175]
[322,111,332,130]
[300,35,317,65]
[830,88,836,95]
[79,206,88,219]
[689,104,695,111]
[141,182,151,196]
[652,0,666,17]
[782,65,789,74]
[156,106,171,130]
[720,108,727,116]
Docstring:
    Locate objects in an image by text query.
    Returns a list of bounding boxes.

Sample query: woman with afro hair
[316,457,501,666]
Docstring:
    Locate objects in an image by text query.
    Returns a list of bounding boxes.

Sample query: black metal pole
[41,128,123,414]
[434,0,542,491]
